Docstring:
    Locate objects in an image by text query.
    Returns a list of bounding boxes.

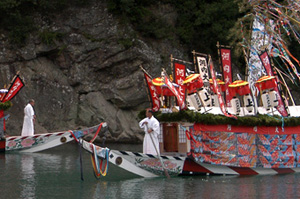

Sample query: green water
[1,142,300,199]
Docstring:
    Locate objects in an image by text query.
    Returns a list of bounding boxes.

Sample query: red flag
[260,51,273,76]
[173,62,187,107]
[143,72,160,112]
[220,48,233,106]
[259,51,288,117]
[210,60,236,119]
[2,75,25,102]
[163,72,186,110]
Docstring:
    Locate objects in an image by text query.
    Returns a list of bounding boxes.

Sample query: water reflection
[20,155,36,199]
[2,144,300,199]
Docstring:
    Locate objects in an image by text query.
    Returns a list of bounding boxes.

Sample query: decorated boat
[1,122,106,153]
[82,112,300,178]
[81,2,300,178]
[0,73,108,153]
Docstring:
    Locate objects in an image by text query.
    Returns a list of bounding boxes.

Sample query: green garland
[0,101,12,111]
[138,109,300,127]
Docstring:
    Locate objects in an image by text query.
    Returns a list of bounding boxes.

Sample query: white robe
[21,103,35,136]
[139,116,160,155]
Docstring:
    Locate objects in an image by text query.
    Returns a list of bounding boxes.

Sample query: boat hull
[108,150,186,178]
[2,123,103,153]
[181,158,300,175]
[107,150,300,177]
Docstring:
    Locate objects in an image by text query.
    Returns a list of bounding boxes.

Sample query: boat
[81,113,300,178]
[78,2,300,178]
[0,73,108,153]
[1,122,107,153]
[82,40,300,177]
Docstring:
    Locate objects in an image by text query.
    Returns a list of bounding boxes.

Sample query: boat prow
[2,122,106,153]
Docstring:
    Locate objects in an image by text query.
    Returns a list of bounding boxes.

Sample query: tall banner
[195,55,210,91]
[209,60,236,119]
[219,47,233,106]
[163,71,186,110]
[2,75,25,102]
[247,16,275,113]
[143,73,160,112]
[259,51,288,116]
[173,62,186,106]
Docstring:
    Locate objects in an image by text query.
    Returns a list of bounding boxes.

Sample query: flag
[195,54,210,91]
[2,75,25,102]
[259,51,289,116]
[163,71,186,110]
[209,59,237,119]
[143,72,160,112]
[173,62,187,107]
[219,47,233,106]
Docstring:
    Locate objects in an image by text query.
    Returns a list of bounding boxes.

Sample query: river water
[1,142,300,199]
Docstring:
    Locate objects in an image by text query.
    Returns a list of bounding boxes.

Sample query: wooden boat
[81,109,300,178]
[82,59,300,177]
[0,122,106,153]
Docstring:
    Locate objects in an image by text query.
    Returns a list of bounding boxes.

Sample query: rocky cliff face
[0,1,186,143]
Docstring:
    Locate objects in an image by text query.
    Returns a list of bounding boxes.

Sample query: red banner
[2,75,25,102]
[220,48,233,106]
[259,51,273,76]
[259,51,288,117]
[163,72,186,110]
[173,62,186,106]
[143,73,160,112]
[210,60,236,119]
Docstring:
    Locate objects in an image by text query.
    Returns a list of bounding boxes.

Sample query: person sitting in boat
[21,99,36,136]
[139,108,160,155]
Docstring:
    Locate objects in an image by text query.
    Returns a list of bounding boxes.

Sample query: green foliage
[138,109,300,127]
[108,0,173,39]
[39,29,64,45]
[0,101,12,111]
[0,0,91,45]
[108,0,240,58]
[118,38,134,49]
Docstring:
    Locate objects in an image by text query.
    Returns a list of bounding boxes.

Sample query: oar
[145,124,170,178]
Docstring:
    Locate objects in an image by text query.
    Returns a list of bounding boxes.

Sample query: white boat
[1,122,106,153]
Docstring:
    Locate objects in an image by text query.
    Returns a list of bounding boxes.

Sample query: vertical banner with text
[196,55,210,91]
[219,48,233,106]
[163,71,186,110]
[210,59,236,119]
[173,62,187,108]
[259,51,288,116]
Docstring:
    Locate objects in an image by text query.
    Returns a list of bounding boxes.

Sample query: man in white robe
[21,99,35,136]
[139,109,160,155]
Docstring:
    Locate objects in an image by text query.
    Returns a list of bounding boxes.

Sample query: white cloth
[21,103,35,136]
[139,116,160,155]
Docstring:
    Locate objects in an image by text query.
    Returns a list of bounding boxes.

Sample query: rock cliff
[0,1,186,143]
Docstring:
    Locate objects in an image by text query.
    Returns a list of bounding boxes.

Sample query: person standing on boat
[21,99,36,136]
[139,108,160,155]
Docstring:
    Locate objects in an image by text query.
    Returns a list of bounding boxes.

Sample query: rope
[181,126,197,143]
[90,144,109,178]
[88,122,109,179]
[69,130,78,142]
[89,122,104,143]
[71,122,110,180]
